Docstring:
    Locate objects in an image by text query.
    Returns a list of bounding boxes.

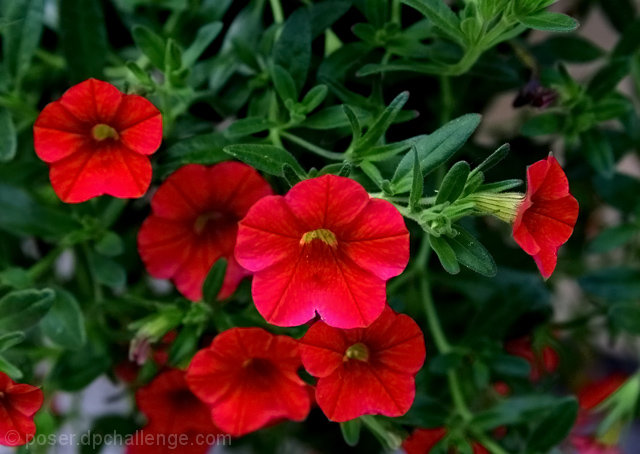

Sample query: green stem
[471,429,511,454]
[28,246,65,281]
[269,0,284,23]
[280,131,345,160]
[439,75,454,124]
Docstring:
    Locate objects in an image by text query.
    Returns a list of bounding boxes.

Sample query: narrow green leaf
[527,398,578,453]
[0,355,22,379]
[580,267,640,301]
[282,163,302,187]
[0,108,17,162]
[168,325,203,367]
[59,0,108,81]
[273,8,311,95]
[476,179,523,193]
[355,91,409,153]
[429,235,460,274]
[0,332,25,352]
[392,114,481,193]
[436,161,470,204]
[226,117,276,138]
[41,290,87,350]
[0,288,55,331]
[183,22,223,66]
[223,144,306,178]
[3,0,44,82]
[401,0,462,43]
[473,143,510,175]
[520,11,579,32]
[309,1,351,38]
[587,57,630,99]
[589,224,638,253]
[522,113,562,137]
[49,337,110,391]
[343,104,362,142]
[340,419,362,447]
[89,253,126,288]
[271,65,298,102]
[410,147,424,211]
[126,61,153,85]
[202,258,228,304]
[164,38,183,73]
[132,25,166,69]
[301,85,328,113]
[448,226,497,277]
[582,129,615,177]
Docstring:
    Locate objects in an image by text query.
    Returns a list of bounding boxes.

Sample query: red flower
[298,306,425,422]
[235,174,409,328]
[186,327,311,437]
[513,155,578,278]
[403,428,488,454]
[33,78,162,203]
[505,336,559,381]
[138,162,272,301]
[578,373,627,412]
[0,372,44,447]
[127,369,219,454]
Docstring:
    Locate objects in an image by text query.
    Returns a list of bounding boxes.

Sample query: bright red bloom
[403,428,489,454]
[0,372,44,447]
[127,369,219,454]
[578,373,627,411]
[33,78,162,203]
[186,327,311,437]
[513,155,578,278]
[505,336,559,381]
[138,162,272,301]
[299,306,425,422]
[235,174,409,329]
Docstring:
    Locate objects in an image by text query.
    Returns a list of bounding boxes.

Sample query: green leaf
[125,61,153,86]
[271,64,298,103]
[401,0,462,43]
[0,332,25,352]
[579,267,640,301]
[59,0,108,81]
[429,235,460,274]
[473,394,563,430]
[2,0,44,82]
[202,258,228,304]
[302,105,372,130]
[612,18,640,56]
[89,253,126,288]
[0,288,54,332]
[588,57,630,99]
[473,143,510,175]
[436,161,470,204]
[273,8,311,96]
[49,337,111,391]
[410,148,424,211]
[168,325,203,367]
[95,232,124,257]
[132,25,166,69]
[41,290,86,350]
[582,129,615,177]
[301,85,328,113]
[309,1,351,38]
[183,22,223,66]
[343,104,362,142]
[159,133,229,177]
[476,179,523,193]
[226,117,276,138]
[0,108,17,162]
[392,114,481,193]
[448,226,497,277]
[489,354,531,378]
[0,355,22,379]
[164,38,183,73]
[340,419,362,447]
[522,113,562,137]
[589,224,638,253]
[223,144,306,178]
[355,92,410,153]
[534,36,603,63]
[527,398,578,453]
[282,163,302,187]
[519,11,579,32]
[609,303,640,334]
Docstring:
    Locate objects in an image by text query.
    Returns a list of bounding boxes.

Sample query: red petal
[49,144,151,203]
[578,373,628,411]
[5,385,43,417]
[138,217,194,279]
[340,198,410,279]
[114,94,162,155]
[403,428,447,454]
[206,162,274,217]
[284,175,369,230]
[150,165,216,220]
[299,322,348,378]
[33,102,90,163]
[59,78,123,124]
[533,156,570,201]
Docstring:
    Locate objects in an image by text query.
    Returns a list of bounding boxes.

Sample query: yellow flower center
[300,229,338,247]
[344,342,369,362]
[92,123,119,141]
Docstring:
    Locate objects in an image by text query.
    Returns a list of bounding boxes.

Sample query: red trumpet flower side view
[299,306,425,422]
[403,427,489,454]
[235,174,410,329]
[138,162,272,301]
[513,155,579,278]
[0,372,44,447]
[186,327,311,437]
[127,369,220,454]
[505,336,559,382]
[33,78,162,203]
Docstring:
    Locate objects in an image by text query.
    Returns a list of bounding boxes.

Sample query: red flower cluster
[186,327,311,437]
[505,336,559,381]
[34,79,162,203]
[513,155,579,278]
[235,174,410,328]
[299,306,425,421]
[0,372,43,447]
[403,427,488,454]
[127,369,220,454]
[138,163,272,301]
